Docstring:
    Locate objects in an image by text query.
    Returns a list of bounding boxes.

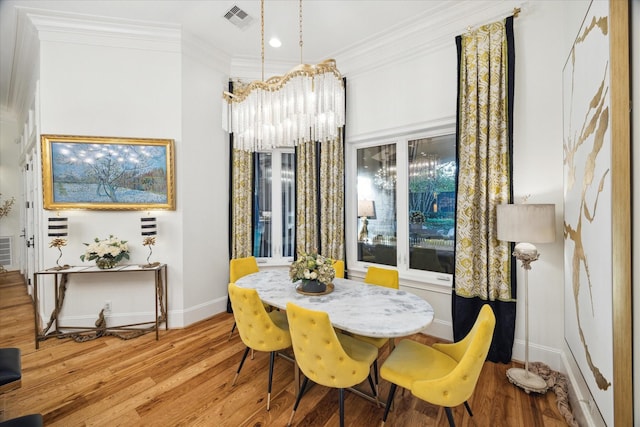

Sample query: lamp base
[139,262,161,269]
[506,367,548,394]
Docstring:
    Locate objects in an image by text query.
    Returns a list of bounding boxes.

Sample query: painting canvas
[42,135,175,210]
[562,0,632,424]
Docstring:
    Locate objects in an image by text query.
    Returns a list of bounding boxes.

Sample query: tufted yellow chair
[352,265,400,390]
[333,259,345,279]
[380,304,496,426]
[364,265,399,289]
[285,302,379,427]
[228,256,260,340]
[228,282,292,411]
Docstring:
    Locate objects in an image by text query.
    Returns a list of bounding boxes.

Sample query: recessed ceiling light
[269,37,282,48]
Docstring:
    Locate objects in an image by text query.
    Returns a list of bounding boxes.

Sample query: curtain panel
[319,133,345,261]
[295,141,319,255]
[295,134,345,260]
[230,147,254,259]
[452,16,516,363]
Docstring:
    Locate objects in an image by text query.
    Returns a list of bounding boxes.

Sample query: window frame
[253,148,296,267]
[346,125,456,288]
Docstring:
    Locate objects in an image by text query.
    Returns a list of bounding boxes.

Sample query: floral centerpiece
[80,235,130,269]
[289,252,335,293]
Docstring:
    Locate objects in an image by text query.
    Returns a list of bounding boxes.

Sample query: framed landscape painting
[41,135,176,210]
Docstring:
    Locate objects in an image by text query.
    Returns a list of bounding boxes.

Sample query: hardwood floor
[0,271,568,426]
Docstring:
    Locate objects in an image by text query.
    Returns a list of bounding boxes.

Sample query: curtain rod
[465,7,521,34]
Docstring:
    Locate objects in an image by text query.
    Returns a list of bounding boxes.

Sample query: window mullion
[396,140,409,271]
[271,152,283,260]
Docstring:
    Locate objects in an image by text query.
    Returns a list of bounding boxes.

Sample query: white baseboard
[560,346,606,427]
[55,295,229,331]
[178,296,228,328]
[420,317,453,341]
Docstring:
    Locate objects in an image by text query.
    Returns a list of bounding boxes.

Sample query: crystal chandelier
[223,0,345,152]
[409,154,439,179]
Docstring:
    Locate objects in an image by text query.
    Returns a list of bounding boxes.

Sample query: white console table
[33,264,168,349]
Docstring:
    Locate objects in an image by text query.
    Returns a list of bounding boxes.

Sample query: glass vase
[96,257,118,269]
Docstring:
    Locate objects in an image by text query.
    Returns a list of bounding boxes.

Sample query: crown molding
[25,7,182,52]
[334,0,524,77]
[181,31,231,76]
[10,8,39,126]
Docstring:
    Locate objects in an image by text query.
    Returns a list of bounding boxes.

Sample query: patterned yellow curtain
[295,134,345,261]
[295,141,318,254]
[319,133,345,261]
[230,148,253,259]
[452,16,515,363]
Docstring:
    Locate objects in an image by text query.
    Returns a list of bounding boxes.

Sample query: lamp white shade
[357,200,376,219]
[496,204,556,244]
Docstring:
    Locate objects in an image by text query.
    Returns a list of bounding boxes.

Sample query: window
[253,150,295,264]
[357,144,397,266]
[407,136,455,274]
[353,131,456,281]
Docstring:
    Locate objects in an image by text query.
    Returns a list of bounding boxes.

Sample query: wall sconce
[48,216,70,270]
[357,200,376,242]
[141,216,159,268]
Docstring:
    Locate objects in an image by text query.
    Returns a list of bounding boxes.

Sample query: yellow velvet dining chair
[227,282,292,411]
[285,302,379,427]
[379,304,496,426]
[364,265,399,289]
[227,256,260,340]
[352,265,400,391]
[333,259,345,279]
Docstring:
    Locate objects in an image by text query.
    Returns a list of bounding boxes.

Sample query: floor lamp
[497,203,555,394]
[357,200,376,242]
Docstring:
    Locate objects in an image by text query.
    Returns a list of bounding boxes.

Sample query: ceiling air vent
[224,5,253,30]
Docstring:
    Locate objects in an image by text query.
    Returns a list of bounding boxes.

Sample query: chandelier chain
[261,0,265,81]
[299,0,303,64]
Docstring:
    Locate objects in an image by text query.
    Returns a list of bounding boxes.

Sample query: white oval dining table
[234,269,435,338]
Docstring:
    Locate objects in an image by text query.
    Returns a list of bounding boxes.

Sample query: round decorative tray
[296,283,334,296]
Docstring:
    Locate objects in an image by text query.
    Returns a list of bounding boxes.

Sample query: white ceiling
[0,0,522,116]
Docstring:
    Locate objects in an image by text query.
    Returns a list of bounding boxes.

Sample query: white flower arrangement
[80,235,130,263]
[289,252,335,285]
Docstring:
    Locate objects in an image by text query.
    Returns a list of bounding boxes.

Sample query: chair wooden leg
[232,347,251,386]
[444,407,456,427]
[288,376,309,426]
[267,351,276,411]
[464,401,473,417]
[228,322,236,341]
[382,383,397,423]
[339,388,345,427]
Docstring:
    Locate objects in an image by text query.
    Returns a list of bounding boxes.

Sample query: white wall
[0,116,21,271]
[179,42,231,324]
[29,17,233,329]
[32,17,187,327]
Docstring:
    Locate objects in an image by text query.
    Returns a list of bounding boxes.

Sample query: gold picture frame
[41,135,176,210]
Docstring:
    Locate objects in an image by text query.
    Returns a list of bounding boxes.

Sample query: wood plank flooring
[0,271,568,426]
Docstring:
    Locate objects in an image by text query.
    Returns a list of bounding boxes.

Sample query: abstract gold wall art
[562,1,631,425]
